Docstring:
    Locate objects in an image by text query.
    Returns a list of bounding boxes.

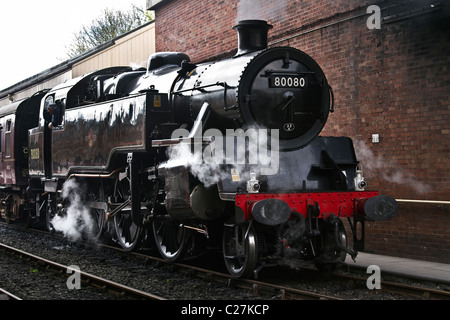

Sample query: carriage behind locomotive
[0,20,397,278]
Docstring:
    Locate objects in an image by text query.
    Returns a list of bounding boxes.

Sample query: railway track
[135,253,343,300]
[0,241,165,300]
[334,271,450,300]
[111,244,450,300]
[1,221,449,300]
[0,222,341,300]
[0,288,22,300]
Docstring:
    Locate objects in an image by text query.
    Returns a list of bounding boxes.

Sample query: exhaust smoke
[354,140,431,194]
[50,180,96,242]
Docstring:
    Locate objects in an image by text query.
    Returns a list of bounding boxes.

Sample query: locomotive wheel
[112,175,142,251]
[87,182,106,240]
[2,194,21,225]
[314,220,347,273]
[153,220,190,262]
[114,213,142,251]
[222,222,258,278]
[45,195,56,233]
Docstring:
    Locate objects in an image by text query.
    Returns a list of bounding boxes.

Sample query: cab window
[55,99,65,126]
[42,95,55,126]
[5,119,12,157]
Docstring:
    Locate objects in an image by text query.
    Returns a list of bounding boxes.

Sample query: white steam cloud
[51,180,95,242]
[159,127,280,187]
[160,141,228,188]
[354,140,431,194]
[236,0,288,23]
[130,60,147,70]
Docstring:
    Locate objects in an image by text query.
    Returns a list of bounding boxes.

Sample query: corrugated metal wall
[0,22,155,108]
[0,71,72,107]
[72,22,155,77]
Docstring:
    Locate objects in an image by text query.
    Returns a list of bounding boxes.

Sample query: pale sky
[0,0,145,90]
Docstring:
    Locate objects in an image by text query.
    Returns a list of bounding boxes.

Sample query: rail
[0,288,22,300]
[0,242,166,300]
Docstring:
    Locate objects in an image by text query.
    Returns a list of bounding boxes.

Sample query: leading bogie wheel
[314,219,348,272]
[222,222,258,278]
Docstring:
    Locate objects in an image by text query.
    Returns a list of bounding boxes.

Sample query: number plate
[269,76,307,88]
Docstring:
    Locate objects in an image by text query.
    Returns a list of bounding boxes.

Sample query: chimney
[233,20,273,56]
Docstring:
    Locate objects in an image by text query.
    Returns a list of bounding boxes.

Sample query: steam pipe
[67,168,123,181]
[396,199,450,205]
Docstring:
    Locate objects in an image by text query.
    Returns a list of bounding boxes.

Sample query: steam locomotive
[0,20,397,278]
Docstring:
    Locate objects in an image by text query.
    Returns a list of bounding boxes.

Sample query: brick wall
[150,0,450,263]
[153,0,237,61]
[365,203,450,262]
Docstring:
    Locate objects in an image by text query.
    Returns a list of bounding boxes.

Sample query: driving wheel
[112,174,142,251]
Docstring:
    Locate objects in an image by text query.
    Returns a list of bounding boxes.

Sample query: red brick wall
[153,0,237,62]
[151,0,450,263]
[365,203,450,262]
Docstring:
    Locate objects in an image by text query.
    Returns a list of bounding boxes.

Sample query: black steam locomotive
[0,20,397,278]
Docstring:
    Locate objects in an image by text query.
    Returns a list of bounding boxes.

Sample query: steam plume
[51,180,95,241]
[236,0,288,23]
[160,141,228,188]
[159,128,279,187]
[354,140,431,194]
